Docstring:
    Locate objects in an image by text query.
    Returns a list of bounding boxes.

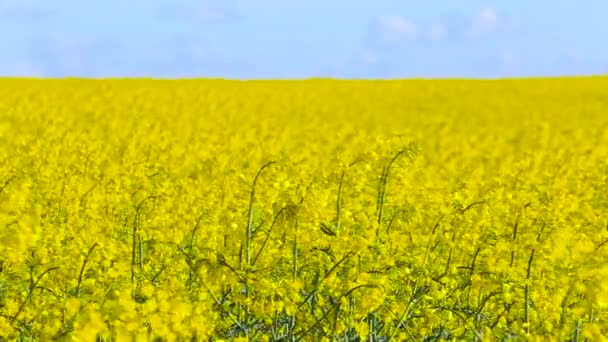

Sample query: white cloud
[501,50,519,68]
[0,1,56,21]
[24,34,130,77]
[0,62,44,77]
[470,7,500,36]
[159,1,240,22]
[360,49,379,65]
[479,7,499,27]
[378,15,418,43]
[190,44,207,60]
[190,3,233,21]
[429,23,447,41]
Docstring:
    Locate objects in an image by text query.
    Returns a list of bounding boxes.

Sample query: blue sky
[1,0,607,78]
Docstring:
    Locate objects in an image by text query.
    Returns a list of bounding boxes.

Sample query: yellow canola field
[0,78,608,341]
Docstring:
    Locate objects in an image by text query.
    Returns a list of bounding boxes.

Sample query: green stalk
[11,267,59,324]
[376,149,410,225]
[76,243,98,297]
[131,195,156,294]
[246,161,275,268]
[525,248,535,334]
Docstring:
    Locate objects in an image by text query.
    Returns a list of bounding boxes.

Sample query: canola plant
[0,78,607,340]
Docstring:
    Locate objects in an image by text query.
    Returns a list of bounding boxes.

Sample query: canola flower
[0,77,607,340]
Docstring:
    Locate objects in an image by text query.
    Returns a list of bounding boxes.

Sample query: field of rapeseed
[0,78,607,341]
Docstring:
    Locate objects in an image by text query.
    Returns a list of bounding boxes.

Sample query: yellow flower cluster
[0,77,607,340]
